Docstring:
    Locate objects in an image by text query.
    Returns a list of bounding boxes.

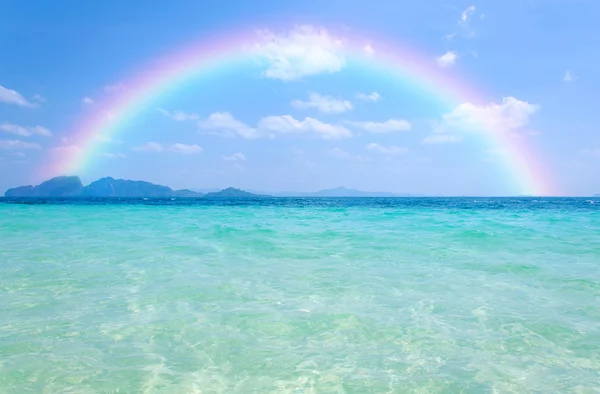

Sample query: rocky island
[4,176,267,198]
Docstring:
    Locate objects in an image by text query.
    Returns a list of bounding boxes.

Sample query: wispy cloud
[436,51,458,68]
[355,91,381,102]
[291,92,352,113]
[83,97,95,105]
[170,143,203,154]
[363,44,375,55]
[325,147,359,159]
[563,70,577,82]
[156,108,199,121]
[459,5,477,37]
[0,85,36,107]
[445,5,479,41]
[132,142,203,154]
[255,25,346,81]
[0,140,42,150]
[461,5,476,24]
[364,143,407,156]
[0,123,52,137]
[133,141,164,152]
[223,152,246,161]
[346,119,411,133]
[422,134,462,144]
[104,83,126,93]
[258,115,352,140]
[32,94,47,103]
[51,145,82,155]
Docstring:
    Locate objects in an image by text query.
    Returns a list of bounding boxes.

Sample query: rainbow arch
[42,27,557,196]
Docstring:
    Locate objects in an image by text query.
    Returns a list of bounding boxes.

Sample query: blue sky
[1,0,598,195]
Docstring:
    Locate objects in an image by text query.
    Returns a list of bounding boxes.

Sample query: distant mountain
[594,194,600,197]
[82,177,176,197]
[5,176,83,197]
[172,189,205,197]
[5,176,204,198]
[190,188,221,194]
[4,178,415,198]
[275,186,416,197]
[204,187,269,198]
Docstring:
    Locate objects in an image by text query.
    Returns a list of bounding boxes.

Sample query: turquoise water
[1,198,599,393]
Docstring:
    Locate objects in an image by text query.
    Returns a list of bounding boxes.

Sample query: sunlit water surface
[1,197,599,392]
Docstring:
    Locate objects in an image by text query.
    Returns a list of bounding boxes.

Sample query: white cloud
[13,152,26,158]
[363,44,375,55]
[564,70,576,82]
[364,143,408,155]
[223,152,246,161]
[156,108,199,121]
[461,5,476,23]
[423,97,537,144]
[422,134,462,144]
[132,141,164,152]
[0,85,36,107]
[346,119,411,133]
[355,91,381,102]
[0,140,42,150]
[255,25,346,81]
[258,115,352,140]
[442,96,539,131]
[170,143,203,154]
[32,94,46,103]
[199,112,353,140]
[0,123,52,137]
[456,5,478,38]
[83,97,95,105]
[99,152,126,159]
[198,112,257,139]
[132,142,202,154]
[437,51,458,68]
[291,92,352,113]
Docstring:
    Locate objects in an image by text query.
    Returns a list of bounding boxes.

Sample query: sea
[1,197,599,393]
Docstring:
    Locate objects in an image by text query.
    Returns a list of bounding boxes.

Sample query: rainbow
[43,26,557,196]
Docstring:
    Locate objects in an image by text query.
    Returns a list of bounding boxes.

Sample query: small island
[4,176,268,198]
[204,187,268,198]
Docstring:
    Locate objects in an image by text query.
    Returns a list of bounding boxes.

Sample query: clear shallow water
[1,197,599,393]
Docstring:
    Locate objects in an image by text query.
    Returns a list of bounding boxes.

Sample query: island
[4,177,418,198]
[204,187,269,198]
[4,176,84,197]
[275,186,418,197]
[4,176,266,198]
